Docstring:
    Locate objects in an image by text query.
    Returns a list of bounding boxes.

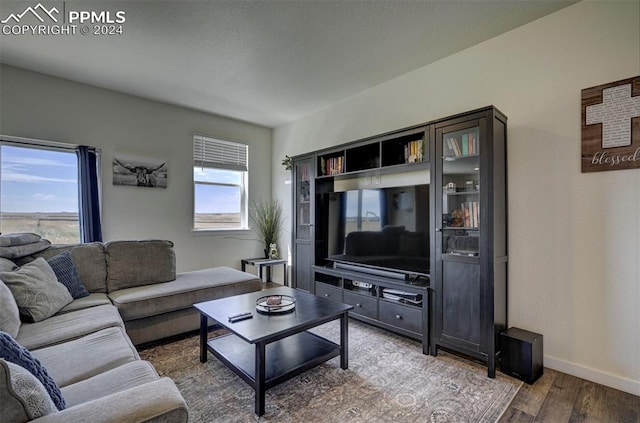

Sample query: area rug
[140,320,521,422]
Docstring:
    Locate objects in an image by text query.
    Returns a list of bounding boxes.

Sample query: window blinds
[193,135,248,172]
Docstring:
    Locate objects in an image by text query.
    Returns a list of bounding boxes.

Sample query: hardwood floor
[499,368,639,423]
[262,284,638,422]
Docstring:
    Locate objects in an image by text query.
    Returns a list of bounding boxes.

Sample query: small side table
[241,258,288,286]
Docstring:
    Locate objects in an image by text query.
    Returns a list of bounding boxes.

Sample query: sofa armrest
[33,378,188,423]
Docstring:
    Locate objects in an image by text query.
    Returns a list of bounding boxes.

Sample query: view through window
[193,135,248,230]
[0,144,80,243]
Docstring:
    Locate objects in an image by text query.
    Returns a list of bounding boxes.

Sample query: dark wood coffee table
[194,287,353,416]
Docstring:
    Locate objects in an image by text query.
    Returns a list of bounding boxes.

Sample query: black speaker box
[499,327,543,384]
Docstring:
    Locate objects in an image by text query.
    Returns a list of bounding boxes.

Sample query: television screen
[320,184,430,276]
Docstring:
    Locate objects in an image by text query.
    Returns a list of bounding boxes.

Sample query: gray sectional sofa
[14,240,262,345]
[0,239,262,422]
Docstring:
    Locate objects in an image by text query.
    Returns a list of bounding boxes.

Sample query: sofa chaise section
[109,266,262,344]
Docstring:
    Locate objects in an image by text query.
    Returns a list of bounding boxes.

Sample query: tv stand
[312,264,429,355]
[334,262,407,280]
[291,106,507,376]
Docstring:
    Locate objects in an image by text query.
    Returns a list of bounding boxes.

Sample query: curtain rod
[0,134,100,152]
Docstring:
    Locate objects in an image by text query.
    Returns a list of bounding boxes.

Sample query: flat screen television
[318,184,430,278]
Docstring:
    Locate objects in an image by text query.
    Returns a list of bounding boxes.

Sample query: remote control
[228,312,253,323]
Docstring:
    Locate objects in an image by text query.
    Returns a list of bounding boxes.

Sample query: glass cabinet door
[441,125,480,257]
[295,160,312,240]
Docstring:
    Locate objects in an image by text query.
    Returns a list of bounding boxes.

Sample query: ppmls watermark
[1,2,126,36]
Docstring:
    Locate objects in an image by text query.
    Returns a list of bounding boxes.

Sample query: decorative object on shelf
[250,199,284,258]
[268,243,279,259]
[582,75,640,173]
[282,155,292,171]
[255,294,296,314]
[112,153,167,188]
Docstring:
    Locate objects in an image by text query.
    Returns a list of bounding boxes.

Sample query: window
[0,143,80,243]
[193,135,248,231]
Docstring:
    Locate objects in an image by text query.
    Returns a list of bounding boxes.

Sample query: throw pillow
[47,252,90,299]
[0,239,51,260]
[0,280,21,338]
[0,359,57,421]
[0,332,65,410]
[0,233,42,248]
[0,257,17,272]
[0,258,73,323]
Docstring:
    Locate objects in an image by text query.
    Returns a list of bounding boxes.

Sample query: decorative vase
[268,243,279,259]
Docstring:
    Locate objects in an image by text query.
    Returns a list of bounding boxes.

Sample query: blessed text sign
[581,76,640,172]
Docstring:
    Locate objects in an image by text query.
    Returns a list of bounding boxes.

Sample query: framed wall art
[581,76,640,173]
[112,153,167,188]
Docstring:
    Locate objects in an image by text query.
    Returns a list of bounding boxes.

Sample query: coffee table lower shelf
[206,331,341,390]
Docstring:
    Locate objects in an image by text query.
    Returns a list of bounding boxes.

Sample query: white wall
[0,65,274,274]
[272,1,640,394]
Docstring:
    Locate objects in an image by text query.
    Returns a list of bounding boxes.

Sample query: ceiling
[0,1,577,128]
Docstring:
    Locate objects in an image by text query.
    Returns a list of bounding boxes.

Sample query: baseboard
[544,354,640,396]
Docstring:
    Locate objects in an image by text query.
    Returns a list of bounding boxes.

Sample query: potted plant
[250,199,284,259]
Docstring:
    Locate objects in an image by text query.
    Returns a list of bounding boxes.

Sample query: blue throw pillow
[47,252,89,299]
[0,331,66,410]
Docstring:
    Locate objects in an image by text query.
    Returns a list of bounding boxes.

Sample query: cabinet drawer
[379,301,422,334]
[343,291,377,319]
[315,282,343,302]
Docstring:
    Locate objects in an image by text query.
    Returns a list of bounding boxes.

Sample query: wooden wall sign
[581,76,640,173]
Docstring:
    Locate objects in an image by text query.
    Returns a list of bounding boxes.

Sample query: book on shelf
[299,166,309,181]
[323,156,344,175]
[404,139,424,163]
[445,132,478,158]
[460,201,479,228]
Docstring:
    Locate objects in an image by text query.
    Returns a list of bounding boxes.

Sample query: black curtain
[76,146,102,242]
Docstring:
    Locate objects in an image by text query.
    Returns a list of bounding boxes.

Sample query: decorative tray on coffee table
[255,295,296,314]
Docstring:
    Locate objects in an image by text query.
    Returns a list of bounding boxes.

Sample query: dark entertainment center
[291,106,508,377]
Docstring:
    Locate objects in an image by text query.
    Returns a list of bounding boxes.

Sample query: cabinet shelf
[315,127,429,179]
[379,297,423,309]
[443,154,479,161]
[446,191,479,196]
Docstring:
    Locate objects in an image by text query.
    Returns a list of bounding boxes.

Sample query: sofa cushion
[60,361,158,407]
[0,258,73,323]
[15,243,108,294]
[0,359,57,422]
[32,327,139,388]
[56,293,111,314]
[109,267,260,321]
[16,304,124,351]
[0,280,21,338]
[105,240,176,292]
[47,252,90,299]
[0,239,51,259]
[0,332,65,410]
